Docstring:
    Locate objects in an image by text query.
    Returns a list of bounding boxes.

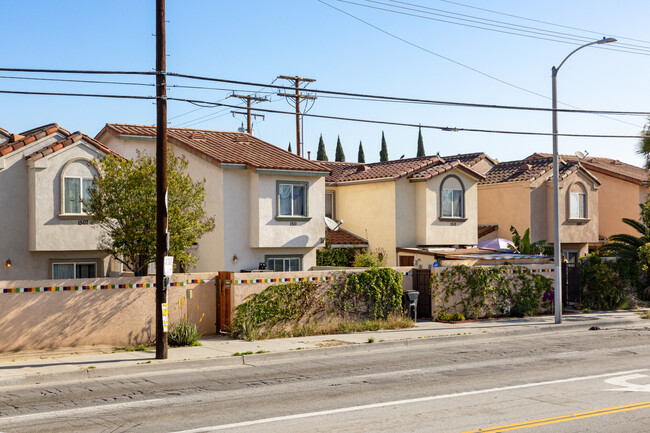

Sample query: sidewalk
[0,310,646,388]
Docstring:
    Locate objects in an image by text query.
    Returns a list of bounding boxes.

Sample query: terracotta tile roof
[0,123,66,157]
[318,156,484,184]
[480,157,598,185]
[0,127,9,138]
[527,152,649,185]
[317,156,443,183]
[326,228,368,247]
[409,160,485,181]
[24,132,119,161]
[97,123,328,173]
[441,152,497,167]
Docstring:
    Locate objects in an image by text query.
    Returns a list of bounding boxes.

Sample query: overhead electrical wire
[2,67,650,116]
[0,87,643,138]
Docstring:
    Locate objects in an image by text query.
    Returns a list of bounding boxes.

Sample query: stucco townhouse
[315,155,486,267]
[96,124,330,273]
[526,153,649,241]
[478,156,601,262]
[0,123,121,280]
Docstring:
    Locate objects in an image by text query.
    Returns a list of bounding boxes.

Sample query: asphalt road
[1,326,650,432]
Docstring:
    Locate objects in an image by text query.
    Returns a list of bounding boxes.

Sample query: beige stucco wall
[478,182,531,240]
[419,170,479,246]
[545,171,599,246]
[0,134,112,280]
[331,181,397,265]
[596,174,646,238]
[0,273,217,352]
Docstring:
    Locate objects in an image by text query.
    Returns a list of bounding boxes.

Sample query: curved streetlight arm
[551,36,615,325]
[553,37,617,76]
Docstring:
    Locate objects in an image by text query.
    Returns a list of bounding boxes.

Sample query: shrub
[317,243,359,267]
[353,248,386,268]
[330,267,402,320]
[168,319,203,347]
[580,255,631,310]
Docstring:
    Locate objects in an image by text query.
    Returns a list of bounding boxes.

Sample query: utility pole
[229,94,267,134]
[277,76,316,157]
[155,0,168,359]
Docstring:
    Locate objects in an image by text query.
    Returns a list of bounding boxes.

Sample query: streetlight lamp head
[597,37,617,44]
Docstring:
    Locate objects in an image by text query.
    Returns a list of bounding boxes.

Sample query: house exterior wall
[478,182,531,240]
[331,181,397,265]
[395,177,417,247]
[596,174,646,238]
[0,136,111,280]
[421,169,479,246]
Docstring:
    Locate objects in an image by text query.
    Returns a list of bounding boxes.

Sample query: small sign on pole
[163,256,174,277]
[162,303,169,332]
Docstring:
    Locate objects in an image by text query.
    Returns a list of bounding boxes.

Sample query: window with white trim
[277,181,308,218]
[325,191,335,219]
[52,262,97,279]
[64,176,93,214]
[440,175,464,218]
[265,255,302,272]
[569,183,587,219]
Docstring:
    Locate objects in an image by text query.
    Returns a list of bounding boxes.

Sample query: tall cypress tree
[316,134,328,161]
[417,127,425,157]
[379,131,388,162]
[287,142,292,153]
[357,141,365,163]
[335,135,346,162]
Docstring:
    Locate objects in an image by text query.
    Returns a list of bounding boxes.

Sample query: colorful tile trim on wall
[1,278,215,294]
[430,268,554,275]
[232,271,412,285]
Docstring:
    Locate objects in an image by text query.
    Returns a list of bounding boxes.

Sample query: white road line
[0,399,162,425]
[170,369,649,432]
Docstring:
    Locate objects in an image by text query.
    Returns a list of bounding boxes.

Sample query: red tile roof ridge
[526,152,647,184]
[0,126,9,138]
[104,122,254,136]
[409,160,486,181]
[24,132,122,161]
[98,123,327,173]
[0,123,69,158]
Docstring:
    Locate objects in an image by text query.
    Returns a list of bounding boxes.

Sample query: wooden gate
[412,268,432,319]
[216,271,234,333]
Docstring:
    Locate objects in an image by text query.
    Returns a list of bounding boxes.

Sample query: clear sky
[2,1,649,166]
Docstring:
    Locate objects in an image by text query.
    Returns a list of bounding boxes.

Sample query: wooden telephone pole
[229,94,267,134]
[155,0,168,359]
[277,76,316,157]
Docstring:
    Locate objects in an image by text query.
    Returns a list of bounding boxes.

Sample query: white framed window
[64,176,93,214]
[440,175,464,218]
[569,183,587,219]
[325,191,335,219]
[52,261,97,279]
[265,255,302,272]
[276,181,308,219]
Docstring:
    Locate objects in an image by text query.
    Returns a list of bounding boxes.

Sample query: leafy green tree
[417,127,425,157]
[357,141,365,163]
[316,134,328,161]
[287,142,292,153]
[510,226,553,255]
[335,135,346,162]
[85,152,215,276]
[379,131,388,162]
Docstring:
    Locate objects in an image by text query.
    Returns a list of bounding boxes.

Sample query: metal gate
[412,268,432,319]
[562,262,581,304]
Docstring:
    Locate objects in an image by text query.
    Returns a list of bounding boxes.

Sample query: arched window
[440,175,465,219]
[569,182,587,219]
[60,159,95,215]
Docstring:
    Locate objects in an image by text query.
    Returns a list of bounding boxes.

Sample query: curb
[0,317,645,388]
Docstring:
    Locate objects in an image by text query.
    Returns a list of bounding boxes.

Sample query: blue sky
[2,1,649,166]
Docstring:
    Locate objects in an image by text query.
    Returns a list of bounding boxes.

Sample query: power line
[167,97,644,139]
[0,89,154,100]
[440,0,650,46]
[0,75,155,87]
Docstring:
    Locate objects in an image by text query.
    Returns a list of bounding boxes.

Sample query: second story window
[570,183,587,219]
[440,175,464,219]
[325,191,335,219]
[64,176,93,214]
[277,181,308,218]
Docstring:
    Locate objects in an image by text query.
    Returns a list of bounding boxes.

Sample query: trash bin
[403,290,419,321]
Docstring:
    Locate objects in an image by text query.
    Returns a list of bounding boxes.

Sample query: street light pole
[551,37,616,324]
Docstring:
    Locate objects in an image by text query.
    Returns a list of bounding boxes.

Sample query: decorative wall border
[231,271,412,285]
[1,278,215,294]
[430,268,554,275]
